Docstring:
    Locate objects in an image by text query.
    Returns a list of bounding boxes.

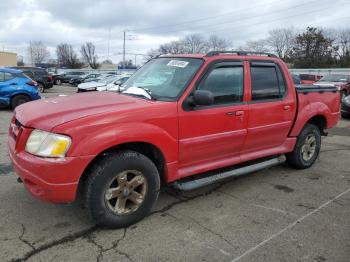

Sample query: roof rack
[205,50,277,58]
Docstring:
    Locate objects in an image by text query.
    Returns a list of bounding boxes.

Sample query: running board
[172,155,286,191]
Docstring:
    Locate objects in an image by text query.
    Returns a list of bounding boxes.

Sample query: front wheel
[286,124,321,169]
[85,151,160,228]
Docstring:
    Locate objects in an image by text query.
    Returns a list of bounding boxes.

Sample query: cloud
[0,0,349,63]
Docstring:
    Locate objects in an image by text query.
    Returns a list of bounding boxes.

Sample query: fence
[289,68,350,75]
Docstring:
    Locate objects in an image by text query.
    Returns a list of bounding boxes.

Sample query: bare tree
[239,39,270,52]
[266,28,296,59]
[56,43,83,68]
[81,42,100,69]
[183,34,208,53]
[207,35,230,51]
[335,28,350,66]
[102,59,113,64]
[159,41,186,54]
[27,41,50,65]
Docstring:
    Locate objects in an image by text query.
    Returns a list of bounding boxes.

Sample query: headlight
[25,129,71,157]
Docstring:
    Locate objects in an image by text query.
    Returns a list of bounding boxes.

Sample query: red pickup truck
[8,51,340,228]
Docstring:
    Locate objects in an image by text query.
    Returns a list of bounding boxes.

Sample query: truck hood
[15,92,151,131]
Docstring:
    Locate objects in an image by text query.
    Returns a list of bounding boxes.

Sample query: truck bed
[290,85,340,136]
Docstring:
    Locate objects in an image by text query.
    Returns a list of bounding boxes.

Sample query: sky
[1,0,349,65]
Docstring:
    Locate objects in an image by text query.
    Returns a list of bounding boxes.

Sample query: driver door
[178,62,248,176]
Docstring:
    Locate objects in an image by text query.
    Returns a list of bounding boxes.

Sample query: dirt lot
[0,85,349,262]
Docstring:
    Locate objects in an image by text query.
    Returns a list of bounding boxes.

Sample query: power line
[140,0,335,35]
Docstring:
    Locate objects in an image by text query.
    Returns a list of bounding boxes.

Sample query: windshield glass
[319,74,348,83]
[97,75,117,84]
[122,57,203,100]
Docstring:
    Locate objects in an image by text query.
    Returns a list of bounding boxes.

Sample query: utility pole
[123,31,126,68]
[107,28,111,60]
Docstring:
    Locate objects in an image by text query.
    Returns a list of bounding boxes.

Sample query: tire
[11,95,31,109]
[341,112,350,118]
[341,90,347,101]
[286,123,321,169]
[55,79,62,85]
[38,83,45,93]
[85,150,160,228]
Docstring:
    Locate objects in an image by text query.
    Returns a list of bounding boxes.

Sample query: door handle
[226,112,234,116]
[283,105,291,111]
[235,110,244,116]
[10,83,17,85]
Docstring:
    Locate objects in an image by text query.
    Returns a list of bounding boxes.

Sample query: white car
[77,74,131,93]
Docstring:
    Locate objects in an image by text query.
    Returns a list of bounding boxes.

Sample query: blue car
[0,68,41,109]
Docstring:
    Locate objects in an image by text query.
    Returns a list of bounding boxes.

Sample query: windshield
[122,57,203,101]
[319,74,348,83]
[97,75,118,84]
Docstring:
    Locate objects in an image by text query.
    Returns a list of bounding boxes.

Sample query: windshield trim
[122,57,204,102]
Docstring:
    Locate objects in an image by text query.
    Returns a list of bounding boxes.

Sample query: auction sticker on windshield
[167,60,189,68]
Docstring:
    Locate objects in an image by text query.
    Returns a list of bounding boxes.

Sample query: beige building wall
[0,51,17,67]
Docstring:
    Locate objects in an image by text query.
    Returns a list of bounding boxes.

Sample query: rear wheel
[286,124,321,169]
[55,79,62,85]
[11,95,31,109]
[38,83,45,93]
[85,150,160,228]
[341,90,347,101]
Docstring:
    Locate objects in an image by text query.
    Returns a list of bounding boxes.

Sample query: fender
[63,122,178,164]
[289,101,330,137]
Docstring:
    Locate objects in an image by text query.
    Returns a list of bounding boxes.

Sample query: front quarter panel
[52,103,179,163]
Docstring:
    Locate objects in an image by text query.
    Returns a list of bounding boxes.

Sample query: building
[0,51,17,67]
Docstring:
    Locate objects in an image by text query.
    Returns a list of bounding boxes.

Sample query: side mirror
[188,90,214,106]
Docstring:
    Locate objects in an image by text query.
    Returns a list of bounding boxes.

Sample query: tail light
[26,81,38,87]
[47,75,53,82]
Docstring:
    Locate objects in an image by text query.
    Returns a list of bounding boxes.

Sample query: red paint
[8,54,340,203]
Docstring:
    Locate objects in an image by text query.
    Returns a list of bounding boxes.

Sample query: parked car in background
[299,74,322,85]
[341,95,350,118]
[10,66,53,93]
[0,68,41,109]
[54,71,87,85]
[77,74,130,92]
[315,74,350,100]
[69,73,102,86]
[292,74,302,85]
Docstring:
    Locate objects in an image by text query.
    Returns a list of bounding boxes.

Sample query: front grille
[10,118,23,141]
[15,119,22,129]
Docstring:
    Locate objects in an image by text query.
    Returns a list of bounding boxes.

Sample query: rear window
[251,65,286,100]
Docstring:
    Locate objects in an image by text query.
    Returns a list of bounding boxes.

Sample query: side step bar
[172,155,286,191]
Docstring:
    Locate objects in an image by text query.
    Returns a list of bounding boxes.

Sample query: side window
[4,73,14,81]
[23,71,34,79]
[251,66,286,101]
[197,66,244,105]
[0,72,5,82]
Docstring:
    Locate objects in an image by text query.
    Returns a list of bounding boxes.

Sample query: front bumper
[8,124,94,203]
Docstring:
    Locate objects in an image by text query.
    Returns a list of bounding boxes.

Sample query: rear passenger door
[242,61,296,155]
